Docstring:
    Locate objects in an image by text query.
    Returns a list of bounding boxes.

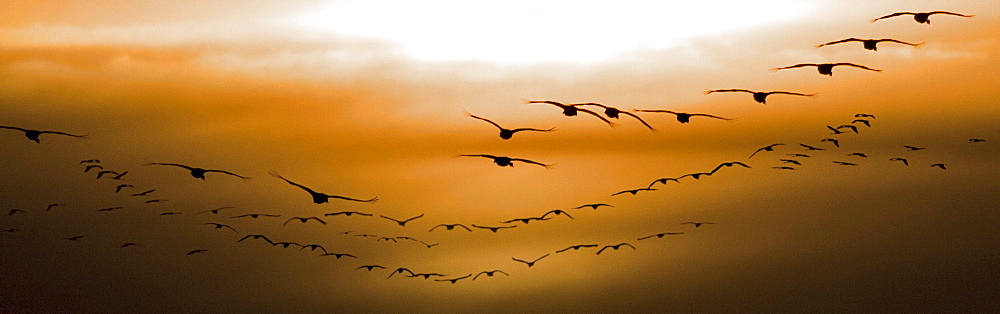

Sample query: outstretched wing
[770,64,819,71]
[0,125,29,132]
[510,127,556,133]
[467,113,504,130]
[525,100,567,108]
[768,91,815,97]
[328,194,378,203]
[816,38,863,47]
[703,89,754,94]
[870,12,915,22]
[268,170,319,194]
[457,154,499,159]
[618,111,656,131]
[510,158,554,169]
[878,39,924,47]
[38,130,87,138]
[575,107,618,127]
[688,113,733,121]
[832,63,882,72]
[634,109,679,115]
[148,163,195,171]
[204,169,251,179]
[927,11,974,18]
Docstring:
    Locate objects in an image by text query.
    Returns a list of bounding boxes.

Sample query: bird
[787,153,811,158]
[501,216,551,224]
[870,11,975,24]
[84,165,104,173]
[324,211,373,217]
[320,252,357,259]
[800,144,825,151]
[817,38,923,51]
[832,161,858,166]
[237,234,275,245]
[708,161,752,175]
[855,114,876,119]
[573,103,656,131]
[408,273,448,280]
[158,212,182,216]
[473,270,510,280]
[771,63,881,76]
[46,203,65,211]
[632,109,732,124]
[299,244,329,255]
[269,170,377,204]
[2,229,20,232]
[114,184,134,193]
[848,153,869,158]
[355,265,387,271]
[852,119,872,127]
[204,223,238,233]
[821,138,841,147]
[394,236,419,242]
[467,113,555,139]
[540,209,574,220]
[186,249,208,255]
[197,206,234,215]
[555,244,599,253]
[231,213,281,219]
[96,170,119,179]
[780,159,802,165]
[647,177,682,189]
[455,154,554,169]
[120,243,139,248]
[678,172,713,180]
[283,216,327,226]
[637,232,684,240]
[64,235,84,241]
[471,224,518,232]
[111,171,128,180]
[0,126,86,143]
[596,243,637,255]
[827,125,846,135]
[379,213,425,226]
[147,163,250,180]
[512,253,551,267]
[419,241,439,248]
[904,145,925,151]
[526,100,618,127]
[703,89,815,104]
[435,274,473,284]
[890,157,909,166]
[930,163,947,170]
[79,159,100,164]
[773,166,797,170]
[573,203,614,210]
[144,199,167,204]
[96,207,123,212]
[682,222,716,227]
[130,189,156,197]
[837,124,859,134]
[612,187,658,196]
[969,138,986,143]
[749,143,785,158]
[272,242,303,249]
[429,223,472,232]
[377,237,398,243]
[387,268,416,279]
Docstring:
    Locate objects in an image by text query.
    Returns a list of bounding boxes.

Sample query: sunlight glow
[293,0,816,64]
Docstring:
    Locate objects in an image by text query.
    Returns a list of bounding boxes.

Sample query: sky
[1,0,998,312]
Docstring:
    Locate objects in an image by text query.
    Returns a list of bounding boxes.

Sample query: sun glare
[293,0,816,64]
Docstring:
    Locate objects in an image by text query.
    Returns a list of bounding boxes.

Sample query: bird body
[471,224,518,232]
[283,216,327,226]
[871,11,974,24]
[429,223,472,232]
[637,232,684,240]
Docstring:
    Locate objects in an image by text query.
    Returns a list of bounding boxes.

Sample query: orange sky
[1,1,998,312]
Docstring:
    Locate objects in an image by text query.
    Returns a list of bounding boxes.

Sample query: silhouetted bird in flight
[46,203,65,211]
[904,145,925,151]
[817,38,923,51]
[419,241,439,248]
[198,206,234,215]
[827,125,846,135]
[120,243,139,248]
[848,153,869,158]
[144,199,167,204]
[380,213,425,226]
[930,163,947,170]
[573,103,656,131]
[84,165,104,173]
[832,161,858,166]
[80,159,100,164]
[525,100,618,127]
[320,252,357,259]
[111,171,128,180]
[682,222,716,227]
[800,144,825,151]
[709,161,751,175]
[821,138,840,147]
[283,216,327,226]
[299,244,329,255]
[855,113,876,119]
[377,237,398,243]
[678,172,712,180]
[637,232,684,240]
[272,242,303,249]
[890,157,909,166]
[870,11,974,24]
[159,212,182,216]
[573,203,614,210]
[387,268,418,279]
[596,243,637,255]
[837,125,859,134]
[787,153,811,158]
[96,170,119,179]
[187,249,208,255]
[429,223,472,232]
[512,253,550,267]
[540,209,574,220]
[232,213,281,219]
[773,166,796,170]
[612,187,657,196]
[467,113,555,139]
[204,223,238,232]
[647,177,682,189]
[456,154,553,169]
[472,224,518,232]
[270,170,377,204]
[771,63,881,76]
[97,207,123,212]
[969,138,986,143]
[238,234,275,245]
[473,270,509,280]
[130,189,156,197]
[324,211,372,217]
[64,235,84,241]
[780,159,802,165]
[749,143,784,158]
[502,216,551,224]
[852,119,872,127]
[356,265,386,271]
[147,163,250,180]
[435,274,473,284]
[0,126,86,143]
[556,244,599,253]
[115,184,134,193]
[633,109,732,123]
[408,273,448,280]
[703,89,815,104]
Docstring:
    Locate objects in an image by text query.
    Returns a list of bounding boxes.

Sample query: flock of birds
[0,10,987,287]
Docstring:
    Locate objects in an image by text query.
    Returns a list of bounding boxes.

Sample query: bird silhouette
[771,63,881,76]
[356,265,387,271]
[64,235,84,241]
[678,172,713,180]
[703,89,815,104]
[130,189,156,197]
[827,125,847,135]
[96,170,119,179]
[800,144,825,151]
[120,243,139,248]
[682,222,716,227]
[377,237,398,243]
[612,187,658,196]
[429,223,473,232]
[890,157,909,166]
[379,213,425,226]
[787,153,811,158]
[159,212,182,216]
[204,223,238,232]
[96,207,123,212]
[324,211,373,217]
[147,163,249,180]
[283,216,327,226]
[749,143,785,158]
[709,161,751,175]
[455,154,554,169]
[596,243,637,255]
[573,103,656,131]
[512,253,551,267]
[408,273,448,280]
[237,234,275,245]
[904,145,925,151]
[198,206,234,215]
[299,244,329,255]
[848,153,869,158]
[817,38,923,51]
[80,159,100,164]
[467,113,555,139]
[471,224,518,232]
[84,165,104,173]
[525,100,618,127]
[573,203,614,210]
[969,138,986,143]
[115,184,134,193]
[144,199,167,204]
[45,203,65,211]
[821,138,840,147]
[419,241,439,248]
[870,11,974,24]
[387,268,416,279]
[540,209,574,220]
[555,244,599,253]
[320,252,357,259]
[773,166,797,170]
[111,171,128,180]
[852,119,872,127]
[502,216,551,224]
[272,242,303,249]
[780,159,802,165]
[637,232,684,240]
[473,270,510,280]
[632,109,732,123]
[832,161,858,166]
[231,213,281,219]
[435,274,473,284]
[270,170,377,204]
[837,125,859,134]
[855,114,876,119]
[186,249,208,255]
[0,126,86,143]
[930,163,947,170]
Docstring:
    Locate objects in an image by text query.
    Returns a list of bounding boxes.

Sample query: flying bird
[379,213,425,226]
[377,237,398,243]
[612,187,658,196]
[0,126,86,143]
[904,145,925,151]
[780,159,802,165]
[837,124,859,134]
[64,235,84,241]
[800,144,825,151]
[678,172,713,180]
[387,268,416,279]
[419,241,439,248]
[272,242,303,249]
[115,184,134,193]
[890,157,909,166]
[147,163,250,180]
[204,223,238,232]
[283,216,327,226]
[97,207,123,212]
[647,177,682,189]
[771,63,881,76]
[870,11,975,24]
[84,165,104,173]
[130,189,156,197]
[633,109,732,124]
[540,209,574,220]
[356,265,387,271]
[773,166,796,170]
[186,249,208,255]
[512,253,551,267]
[827,125,846,135]
[703,89,815,104]
[555,244,599,253]
[197,206,234,215]
[682,222,717,227]
[455,154,553,169]
[120,243,139,248]
[473,270,510,280]
[46,203,65,211]
[852,119,872,127]
[502,216,551,224]
[320,252,358,259]
[299,244,329,255]
[237,234,275,245]
[787,154,811,158]
[637,232,684,240]
[749,143,785,158]
[596,243,637,255]
[269,170,378,204]
[429,223,473,232]
[832,161,858,166]
[817,38,923,51]
[159,212,183,216]
[969,138,986,143]
[144,199,167,204]
[471,224,518,232]
[96,170,119,179]
[821,138,841,147]
[324,211,373,217]
[80,159,100,164]
[525,100,618,127]
[231,213,281,219]
[708,161,752,175]
[848,153,869,158]
[467,113,556,139]
[111,171,128,180]
[435,274,473,284]
[573,203,614,210]
[930,163,947,170]
[855,114,876,119]
[573,103,656,131]
[408,273,448,280]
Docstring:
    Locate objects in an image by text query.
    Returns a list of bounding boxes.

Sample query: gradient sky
[1,0,998,312]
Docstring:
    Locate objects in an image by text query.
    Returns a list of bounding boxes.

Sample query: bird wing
[771,64,819,71]
[618,111,656,131]
[310,217,327,224]
[569,102,610,109]
[525,100,567,108]
[768,91,815,97]
[458,154,499,159]
[637,235,657,240]
[204,169,251,179]
[268,170,319,195]
[327,194,379,203]
[833,63,881,72]
[467,113,504,130]
[532,253,551,262]
[575,107,618,127]
[38,130,87,138]
[510,158,554,169]
[634,109,679,115]
[703,89,754,94]
[596,246,610,255]
[457,224,472,231]
[429,224,444,232]
[816,38,863,47]
[510,127,556,133]
[379,215,402,223]
[927,11,974,18]
[623,243,637,250]
[878,39,923,47]
[0,125,29,132]
[870,12,914,22]
[511,257,530,264]
[403,213,425,223]
[147,163,195,170]
[688,113,733,120]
